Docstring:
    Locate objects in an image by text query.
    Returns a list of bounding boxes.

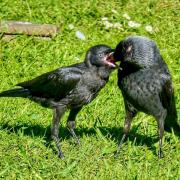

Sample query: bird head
[85,45,117,69]
[112,36,162,69]
[113,40,133,63]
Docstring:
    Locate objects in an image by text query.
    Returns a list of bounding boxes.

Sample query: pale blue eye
[99,53,103,57]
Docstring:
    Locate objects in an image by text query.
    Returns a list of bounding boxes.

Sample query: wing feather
[17,67,82,99]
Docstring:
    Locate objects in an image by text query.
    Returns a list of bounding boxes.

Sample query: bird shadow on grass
[0,122,159,156]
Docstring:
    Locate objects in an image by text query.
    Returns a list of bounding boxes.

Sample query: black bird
[0,45,116,158]
[113,36,179,158]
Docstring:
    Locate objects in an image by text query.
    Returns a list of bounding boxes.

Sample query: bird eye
[99,53,103,57]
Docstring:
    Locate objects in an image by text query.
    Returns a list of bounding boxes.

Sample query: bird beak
[105,52,116,68]
[106,52,122,70]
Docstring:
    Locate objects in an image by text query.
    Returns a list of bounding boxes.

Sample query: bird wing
[17,67,83,99]
[160,75,178,133]
[160,77,176,114]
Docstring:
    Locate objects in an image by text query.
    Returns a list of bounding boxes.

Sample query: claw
[114,151,120,158]
[67,121,80,145]
[158,150,164,159]
[58,151,65,159]
[69,128,80,145]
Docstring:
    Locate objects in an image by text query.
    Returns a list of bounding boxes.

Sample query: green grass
[0,0,179,179]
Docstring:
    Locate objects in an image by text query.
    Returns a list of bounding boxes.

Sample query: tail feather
[164,93,180,136]
[0,88,30,98]
[165,116,180,136]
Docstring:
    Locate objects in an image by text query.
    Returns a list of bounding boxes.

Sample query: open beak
[105,52,122,70]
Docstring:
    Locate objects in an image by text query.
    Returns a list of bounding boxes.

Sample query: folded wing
[17,67,83,100]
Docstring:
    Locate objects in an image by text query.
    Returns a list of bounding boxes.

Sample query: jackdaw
[113,36,179,158]
[0,45,116,158]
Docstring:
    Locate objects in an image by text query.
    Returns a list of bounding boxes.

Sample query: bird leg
[67,107,82,145]
[67,121,80,145]
[156,110,166,158]
[115,109,137,157]
[51,106,66,158]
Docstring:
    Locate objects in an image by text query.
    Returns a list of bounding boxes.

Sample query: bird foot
[114,148,121,158]
[114,152,119,158]
[67,121,80,145]
[51,135,64,159]
[70,129,81,145]
[75,137,81,146]
[58,151,65,159]
[158,150,164,159]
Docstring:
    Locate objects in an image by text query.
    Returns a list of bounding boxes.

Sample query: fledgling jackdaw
[113,36,179,158]
[0,45,116,158]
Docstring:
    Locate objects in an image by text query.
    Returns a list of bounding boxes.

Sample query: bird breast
[66,72,107,108]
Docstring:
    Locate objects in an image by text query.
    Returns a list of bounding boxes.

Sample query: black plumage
[113,36,179,158]
[0,45,116,158]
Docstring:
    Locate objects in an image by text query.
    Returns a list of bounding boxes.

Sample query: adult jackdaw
[113,36,179,158]
[0,45,116,158]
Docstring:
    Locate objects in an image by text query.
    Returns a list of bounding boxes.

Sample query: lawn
[0,0,179,179]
